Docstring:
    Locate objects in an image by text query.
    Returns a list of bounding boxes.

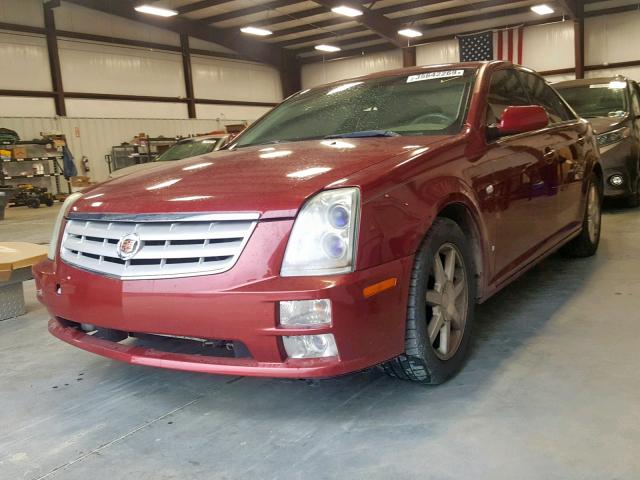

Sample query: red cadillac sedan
[35,61,602,384]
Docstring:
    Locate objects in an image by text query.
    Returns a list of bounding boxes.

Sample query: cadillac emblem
[116,233,141,260]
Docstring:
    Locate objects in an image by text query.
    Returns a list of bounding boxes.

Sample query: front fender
[356,174,490,275]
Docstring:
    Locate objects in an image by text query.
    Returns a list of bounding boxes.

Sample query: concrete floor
[1,203,639,480]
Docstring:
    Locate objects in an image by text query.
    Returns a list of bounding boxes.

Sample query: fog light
[279,299,331,328]
[282,334,338,358]
[609,174,624,187]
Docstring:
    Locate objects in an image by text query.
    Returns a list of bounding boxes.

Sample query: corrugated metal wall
[301,12,640,88]
[0,117,241,182]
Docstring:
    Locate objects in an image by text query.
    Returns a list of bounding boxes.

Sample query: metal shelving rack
[0,140,68,198]
[107,137,177,173]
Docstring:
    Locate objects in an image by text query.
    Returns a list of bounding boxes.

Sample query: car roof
[554,77,629,88]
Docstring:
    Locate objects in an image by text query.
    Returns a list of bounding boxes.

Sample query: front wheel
[381,218,476,384]
[561,177,602,257]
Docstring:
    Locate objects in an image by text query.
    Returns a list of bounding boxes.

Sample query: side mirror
[491,105,549,139]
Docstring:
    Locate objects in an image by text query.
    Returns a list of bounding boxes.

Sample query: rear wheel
[562,177,602,257]
[26,198,40,209]
[381,218,476,384]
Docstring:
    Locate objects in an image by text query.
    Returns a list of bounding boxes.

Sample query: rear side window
[486,69,530,126]
[519,71,574,123]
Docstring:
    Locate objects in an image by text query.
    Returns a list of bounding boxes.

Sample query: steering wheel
[410,113,451,125]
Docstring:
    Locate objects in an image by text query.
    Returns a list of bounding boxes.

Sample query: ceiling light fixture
[134,5,178,17]
[398,28,422,38]
[240,26,273,36]
[315,44,341,52]
[331,5,363,17]
[530,4,554,15]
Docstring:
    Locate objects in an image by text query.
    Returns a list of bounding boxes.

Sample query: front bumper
[599,139,638,197]
[35,220,413,378]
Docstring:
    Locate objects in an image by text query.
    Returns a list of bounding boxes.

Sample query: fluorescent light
[315,44,341,52]
[331,5,363,17]
[240,26,273,36]
[530,4,554,15]
[134,5,178,17]
[398,28,422,38]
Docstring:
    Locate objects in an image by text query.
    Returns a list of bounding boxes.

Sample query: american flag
[459,27,524,64]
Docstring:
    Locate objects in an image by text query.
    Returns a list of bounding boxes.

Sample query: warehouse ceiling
[70,0,638,63]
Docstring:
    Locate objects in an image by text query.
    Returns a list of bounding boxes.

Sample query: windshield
[557,83,628,118]
[155,138,222,161]
[234,69,476,148]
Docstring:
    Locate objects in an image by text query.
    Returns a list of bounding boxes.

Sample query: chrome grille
[60,213,258,279]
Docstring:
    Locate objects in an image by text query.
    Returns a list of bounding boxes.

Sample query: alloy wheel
[425,243,469,360]
[586,183,601,243]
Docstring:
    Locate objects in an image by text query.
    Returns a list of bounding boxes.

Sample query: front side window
[234,69,476,148]
[486,69,530,126]
[557,82,629,118]
[519,71,574,123]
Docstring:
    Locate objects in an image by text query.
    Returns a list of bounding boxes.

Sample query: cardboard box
[70,175,91,187]
[12,147,27,159]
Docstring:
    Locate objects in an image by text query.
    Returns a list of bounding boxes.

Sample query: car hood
[109,162,170,179]
[588,115,627,135]
[73,136,450,219]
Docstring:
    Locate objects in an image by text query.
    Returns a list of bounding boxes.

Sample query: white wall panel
[196,104,272,123]
[0,97,56,117]
[64,100,189,119]
[416,39,459,66]
[522,21,574,72]
[301,50,403,89]
[0,117,239,182]
[54,1,180,46]
[59,40,185,97]
[0,33,51,91]
[586,10,640,65]
[0,0,44,28]
[586,67,640,82]
[192,56,282,102]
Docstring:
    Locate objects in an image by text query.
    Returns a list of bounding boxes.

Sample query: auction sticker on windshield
[407,70,465,83]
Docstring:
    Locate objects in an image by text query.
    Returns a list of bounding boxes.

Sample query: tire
[382,218,477,384]
[561,176,602,257]
[27,198,40,209]
[44,198,54,207]
[626,179,640,208]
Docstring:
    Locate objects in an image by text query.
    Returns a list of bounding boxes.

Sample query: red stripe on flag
[497,30,503,60]
[517,27,524,64]
[507,28,514,62]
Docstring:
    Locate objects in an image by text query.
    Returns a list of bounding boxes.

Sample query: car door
[518,71,586,231]
[480,68,561,284]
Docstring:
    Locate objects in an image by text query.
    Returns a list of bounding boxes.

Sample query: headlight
[47,192,83,260]
[281,188,360,276]
[597,127,629,147]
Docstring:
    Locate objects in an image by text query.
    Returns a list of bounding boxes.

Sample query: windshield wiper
[324,130,400,139]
